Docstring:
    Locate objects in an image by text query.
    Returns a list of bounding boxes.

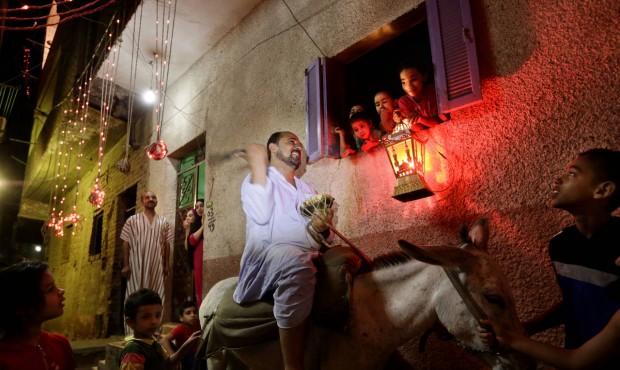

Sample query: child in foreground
[480,148,620,370]
[120,288,201,370]
[0,261,76,370]
[161,301,201,370]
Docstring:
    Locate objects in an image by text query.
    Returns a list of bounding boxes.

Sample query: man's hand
[121,265,131,280]
[235,144,269,185]
[310,208,333,234]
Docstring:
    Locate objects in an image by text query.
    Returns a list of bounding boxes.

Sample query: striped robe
[121,212,173,334]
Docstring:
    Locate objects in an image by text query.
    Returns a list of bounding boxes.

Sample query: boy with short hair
[160,301,201,370]
[120,289,201,370]
[480,148,620,369]
[395,61,447,131]
[374,90,398,133]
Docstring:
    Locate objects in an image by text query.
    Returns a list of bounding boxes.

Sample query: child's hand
[185,331,203,348]
[478,323,498,347]
[478,319,516,348]
[333,127,346,137]
[393,109,404,124]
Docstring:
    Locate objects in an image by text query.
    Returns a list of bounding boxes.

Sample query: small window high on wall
[305,0,481,163]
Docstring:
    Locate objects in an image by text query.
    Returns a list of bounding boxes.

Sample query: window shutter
[305,59,323,163]
[305,58,342,164]
[426,0,481,113]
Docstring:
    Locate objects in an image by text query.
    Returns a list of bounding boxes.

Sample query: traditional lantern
[382,122,433,202]
[146,139,168,160]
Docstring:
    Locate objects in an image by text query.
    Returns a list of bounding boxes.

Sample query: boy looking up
[481,148,620,370]
[161,301,201,370]
[120,289,200,370]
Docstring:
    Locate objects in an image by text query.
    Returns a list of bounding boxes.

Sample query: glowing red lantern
[146,140,168,160]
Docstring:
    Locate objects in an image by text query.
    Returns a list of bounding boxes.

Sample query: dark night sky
[0,1,48,264]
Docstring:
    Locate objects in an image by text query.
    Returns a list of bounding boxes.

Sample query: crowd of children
[336,59,448,158]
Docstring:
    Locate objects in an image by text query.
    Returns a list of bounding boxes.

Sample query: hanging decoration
[145,0,178,161]
[89,18,122,209]
[146,140,168,160]
[88,180,106,208]
[43,9,122,237]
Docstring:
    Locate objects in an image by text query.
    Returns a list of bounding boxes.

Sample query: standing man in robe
[121,191,173,334]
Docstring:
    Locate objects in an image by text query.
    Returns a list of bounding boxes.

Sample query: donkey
[199,220,535,370]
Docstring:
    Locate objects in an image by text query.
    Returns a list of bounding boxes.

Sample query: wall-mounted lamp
[382,122,433,202]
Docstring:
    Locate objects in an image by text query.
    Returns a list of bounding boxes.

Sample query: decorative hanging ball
[117,157,131,173]
[63,212,80,224]
[88,186,106,209]
[146,140,168,160]
[54,219,64,238]
[47,215,57,229]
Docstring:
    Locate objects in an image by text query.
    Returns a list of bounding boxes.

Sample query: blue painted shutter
[305,58,342,164]
[427,0,481,113]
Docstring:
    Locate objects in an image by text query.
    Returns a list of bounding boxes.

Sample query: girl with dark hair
[0,261,75,370]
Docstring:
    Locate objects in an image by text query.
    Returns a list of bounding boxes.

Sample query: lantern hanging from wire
[381,122,433,202]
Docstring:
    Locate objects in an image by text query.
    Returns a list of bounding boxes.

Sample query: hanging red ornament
[63,212,80,224]
[146,140,168,160]
[54,219,64,238]
[88,185,105,209]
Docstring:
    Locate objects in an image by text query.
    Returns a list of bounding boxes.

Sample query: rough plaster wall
[156,0,619,368]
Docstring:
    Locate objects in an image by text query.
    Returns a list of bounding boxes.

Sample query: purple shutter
[305,58,342,163]
[427,0,482,113]
[305,58,323,163]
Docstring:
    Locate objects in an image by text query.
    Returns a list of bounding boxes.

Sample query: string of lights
[0,0,119,31]
[146,0,176,161]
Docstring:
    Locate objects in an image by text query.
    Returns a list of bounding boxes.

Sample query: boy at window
[395,61,447,132]
[374,90,399,133]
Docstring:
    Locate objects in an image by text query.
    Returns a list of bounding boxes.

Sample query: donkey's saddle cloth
[204,246,362,357]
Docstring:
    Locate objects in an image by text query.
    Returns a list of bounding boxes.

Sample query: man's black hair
[124,288,162,320]
[266,132,285,162]
[578,148,620,211]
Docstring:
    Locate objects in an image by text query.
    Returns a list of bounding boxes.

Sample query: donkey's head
[398,219,535,370]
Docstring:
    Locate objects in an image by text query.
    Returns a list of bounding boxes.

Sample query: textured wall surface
[149,0,617,368]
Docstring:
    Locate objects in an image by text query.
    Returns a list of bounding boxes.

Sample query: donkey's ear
[468,218,489,252]
[398,240,474,270]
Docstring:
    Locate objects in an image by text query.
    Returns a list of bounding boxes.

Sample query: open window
[305,0,481,163]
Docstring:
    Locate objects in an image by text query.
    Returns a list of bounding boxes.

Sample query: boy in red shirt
[161,301,201,370]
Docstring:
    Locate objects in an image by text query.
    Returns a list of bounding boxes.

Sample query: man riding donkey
[232,131,351,370]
